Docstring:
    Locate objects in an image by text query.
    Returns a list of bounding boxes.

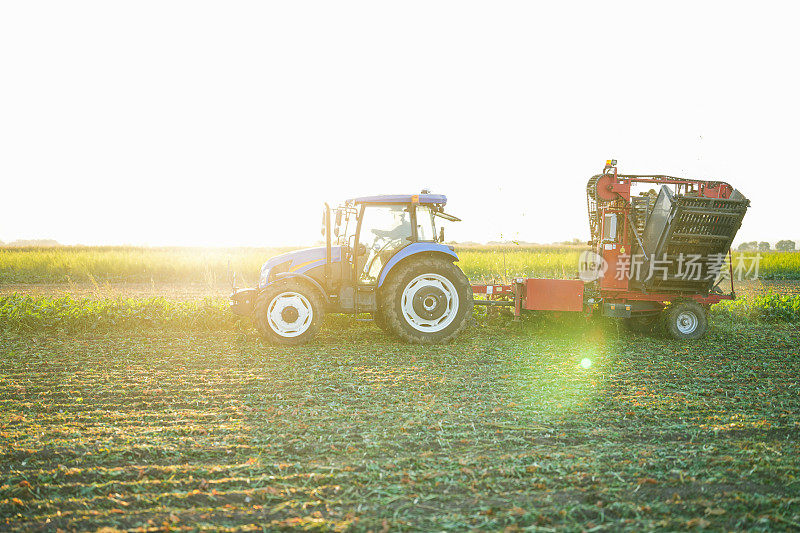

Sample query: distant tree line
[738,240,796,252]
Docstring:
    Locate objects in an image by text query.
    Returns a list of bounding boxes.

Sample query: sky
[1,1,798,247]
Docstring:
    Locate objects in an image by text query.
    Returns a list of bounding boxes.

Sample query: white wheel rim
[401,273,459,333]
[676,311,698,334]
[266,292,313,337]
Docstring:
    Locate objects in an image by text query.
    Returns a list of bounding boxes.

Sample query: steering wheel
[363,238,400,277]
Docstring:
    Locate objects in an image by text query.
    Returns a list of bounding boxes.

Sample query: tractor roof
[350,194,447,205]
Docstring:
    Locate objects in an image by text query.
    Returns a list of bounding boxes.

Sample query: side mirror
[333,210,342,239]
[439,226,445,243]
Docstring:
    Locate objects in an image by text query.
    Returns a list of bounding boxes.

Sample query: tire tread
[253,280,325,345]
[379,257,473,344]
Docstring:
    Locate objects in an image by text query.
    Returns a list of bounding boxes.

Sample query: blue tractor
[230,193,474,345]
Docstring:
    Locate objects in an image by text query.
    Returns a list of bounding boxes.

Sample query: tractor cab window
[415,205,437,242]
[357,205,412,283]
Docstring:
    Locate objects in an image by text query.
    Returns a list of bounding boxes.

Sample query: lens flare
[580,358,592,369]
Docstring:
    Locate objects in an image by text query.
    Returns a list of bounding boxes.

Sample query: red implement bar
[524,279,584,312]
[472,278,585,317]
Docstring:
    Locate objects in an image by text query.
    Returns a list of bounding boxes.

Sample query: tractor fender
[267,272,330,304]
[377,243,459,287]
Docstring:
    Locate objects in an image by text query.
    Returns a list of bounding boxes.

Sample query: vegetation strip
[2,246,799,284]
[0,292,797,335]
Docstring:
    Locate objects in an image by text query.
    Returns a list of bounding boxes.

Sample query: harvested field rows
[2,319,799,531]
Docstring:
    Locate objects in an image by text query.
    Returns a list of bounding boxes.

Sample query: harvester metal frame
[472,160,750,339]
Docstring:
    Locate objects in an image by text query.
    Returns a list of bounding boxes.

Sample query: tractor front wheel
[253,280,325,345]
[662,300,707,340]
[380,257,473,344]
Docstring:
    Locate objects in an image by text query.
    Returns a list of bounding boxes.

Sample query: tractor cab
[231,192,472,345]
[328,193,458,286]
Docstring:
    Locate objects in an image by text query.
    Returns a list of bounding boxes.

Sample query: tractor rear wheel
[380,256,473,344]
[253,280,325,345]
[662,300,707,340]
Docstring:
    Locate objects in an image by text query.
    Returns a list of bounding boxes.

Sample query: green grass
[0,293,797,336]
[1,246,799,285]
[456,245,585,282]
[1,319,799,531]
[0,246,294,285]
[0,245,584,285]
[0,294,242,334]
[749,251,800,280]
[714,292,800,322]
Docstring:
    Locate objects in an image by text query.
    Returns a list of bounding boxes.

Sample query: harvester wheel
[380,256,473,344]
[253,280,325,345]
[662,300,707,340]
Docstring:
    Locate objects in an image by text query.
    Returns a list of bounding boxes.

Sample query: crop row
[0,291,798,335]
[3,245,799,285]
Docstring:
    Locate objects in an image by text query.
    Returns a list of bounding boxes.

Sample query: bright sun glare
[1,3,798,246]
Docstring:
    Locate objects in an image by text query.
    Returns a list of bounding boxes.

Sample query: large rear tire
[380,256,473,344]
[253,280,325,345]
[662,300,707,340]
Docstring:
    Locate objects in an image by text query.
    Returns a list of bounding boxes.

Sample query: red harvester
[472,160,750,339]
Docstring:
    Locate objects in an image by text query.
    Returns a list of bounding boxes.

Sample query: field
[3,245,798,288]
[1,246,800,531]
